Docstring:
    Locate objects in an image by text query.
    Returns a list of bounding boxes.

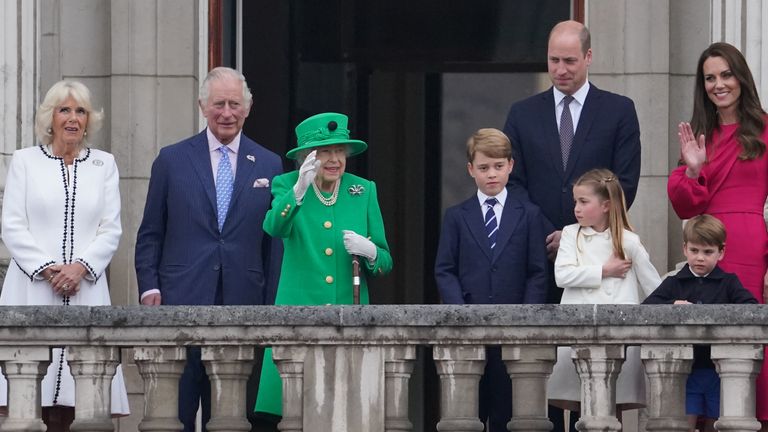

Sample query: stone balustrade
[0,304,765,432]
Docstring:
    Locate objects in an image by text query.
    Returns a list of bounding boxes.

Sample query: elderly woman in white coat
[0,80,129,428]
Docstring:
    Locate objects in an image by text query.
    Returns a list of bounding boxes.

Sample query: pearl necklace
[312,179,340,206]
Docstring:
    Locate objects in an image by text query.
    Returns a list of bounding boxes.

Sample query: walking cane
[352,256,361,305]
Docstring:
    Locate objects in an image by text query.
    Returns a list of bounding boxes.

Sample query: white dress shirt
[207,127,240,184]
[476,187,508,226]
[554,81,590,133]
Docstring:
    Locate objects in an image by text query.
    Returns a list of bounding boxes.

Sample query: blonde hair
[35,80,104,146]
[574,168,633,260]
[466,128,512,163]
[683,214,726,250]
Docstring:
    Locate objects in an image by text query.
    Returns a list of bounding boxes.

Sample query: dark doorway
[238,1,572,429]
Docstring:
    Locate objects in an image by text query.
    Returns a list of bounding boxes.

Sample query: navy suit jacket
[503,84,641,233]
[435,192,548,304]
[135,131,283,305]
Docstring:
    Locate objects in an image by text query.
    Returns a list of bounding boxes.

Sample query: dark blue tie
[485,198,498,249]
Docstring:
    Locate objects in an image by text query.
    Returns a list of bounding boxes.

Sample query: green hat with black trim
[287,112,368,160]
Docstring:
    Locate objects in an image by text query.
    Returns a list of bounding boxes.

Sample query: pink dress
[668,122,768,419]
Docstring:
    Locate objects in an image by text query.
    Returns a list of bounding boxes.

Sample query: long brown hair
[691,42,765,160]
[574,169,633,260]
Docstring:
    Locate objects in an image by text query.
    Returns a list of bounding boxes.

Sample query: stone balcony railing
[0,304,765,432]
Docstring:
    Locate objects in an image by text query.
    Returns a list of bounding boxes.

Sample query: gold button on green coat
[325,247,333,256]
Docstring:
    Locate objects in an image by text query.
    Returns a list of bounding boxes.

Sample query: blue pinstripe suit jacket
[135,130,283,305]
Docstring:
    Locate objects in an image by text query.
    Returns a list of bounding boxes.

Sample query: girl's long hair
[691,42,765,160]
[574,169,633,260]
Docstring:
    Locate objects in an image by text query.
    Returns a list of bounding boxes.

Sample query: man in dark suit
[503,20,641,302]
[135,67,282,431]
[435,128,548,431]
[503,20,641,431]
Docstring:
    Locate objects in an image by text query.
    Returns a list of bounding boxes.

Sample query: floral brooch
[348,184,365,196]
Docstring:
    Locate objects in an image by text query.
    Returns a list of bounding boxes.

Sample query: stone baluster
[572,345,624,432]
[502,345,557,432]
[433,345,485,432]
[273,346,308,432]
[134,346,186,432]
[202,346,254,432]
[383,346,416,432]
[0,346,50,432]
[67,346,120,432]
[712,344,762,432]
[640,344,693,432]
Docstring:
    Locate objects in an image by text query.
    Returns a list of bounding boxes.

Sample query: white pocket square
[253,178,270,188]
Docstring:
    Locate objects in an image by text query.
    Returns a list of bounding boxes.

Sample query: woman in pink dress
[668,42,768,425]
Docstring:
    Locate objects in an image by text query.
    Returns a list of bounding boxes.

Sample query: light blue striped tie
[216,146,234,231]
[485,198,498,249]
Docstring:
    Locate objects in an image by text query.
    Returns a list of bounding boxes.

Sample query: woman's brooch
[348,184,365,196]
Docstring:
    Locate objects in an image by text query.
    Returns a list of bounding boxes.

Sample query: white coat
[0,145,128,414]
[548,223,661,408]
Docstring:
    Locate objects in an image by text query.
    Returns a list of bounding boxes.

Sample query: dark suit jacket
[435,192,548,304]
[135,131,283,305]
[503,84,641,233]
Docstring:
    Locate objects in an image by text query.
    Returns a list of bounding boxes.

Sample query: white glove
[343,230,377,261]
[293,150,320,205]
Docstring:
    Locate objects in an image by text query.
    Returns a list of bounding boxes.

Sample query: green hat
[287,112,367,160]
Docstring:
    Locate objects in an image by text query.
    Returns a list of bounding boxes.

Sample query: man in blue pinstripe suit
[135,67,283,431]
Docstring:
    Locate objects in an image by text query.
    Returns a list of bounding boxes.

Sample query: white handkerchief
[253,178,270,188]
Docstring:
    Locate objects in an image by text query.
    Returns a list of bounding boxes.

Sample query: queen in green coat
[254,112,393,418]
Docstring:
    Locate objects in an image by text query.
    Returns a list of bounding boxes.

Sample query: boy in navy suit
[643,215,757,432]
[435,128,548,431]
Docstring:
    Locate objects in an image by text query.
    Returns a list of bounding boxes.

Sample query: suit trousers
[480,346,512,431]
[178,274,224,432]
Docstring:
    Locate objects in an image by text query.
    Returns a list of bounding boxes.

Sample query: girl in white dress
[548,168,660,416]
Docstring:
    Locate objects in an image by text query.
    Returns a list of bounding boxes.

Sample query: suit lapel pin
[348,184,365,196]
[246,155,255,162]
[93,159,104,166]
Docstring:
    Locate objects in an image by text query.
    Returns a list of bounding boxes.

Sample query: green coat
[255,171,393,415]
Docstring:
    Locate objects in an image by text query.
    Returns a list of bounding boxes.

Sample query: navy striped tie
[484,198,498,249]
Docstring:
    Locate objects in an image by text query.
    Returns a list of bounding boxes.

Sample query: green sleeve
[364,181,393,276]
[263,172,300,239]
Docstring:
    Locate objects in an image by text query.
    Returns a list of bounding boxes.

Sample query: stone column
[0,346,50,432]
[134,346,186,432]
[201,346,254,432]
[433,345,485,432]
[67,346,120,432]
[383,346,416,432]
[712,344,763,432]
[272,346,308,432]
[502,345,557,432]
[572,345,624,432]
[640,344,693,432]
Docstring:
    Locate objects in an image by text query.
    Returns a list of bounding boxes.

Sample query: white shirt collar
[477,187,507,208]
[207,128,241,155]
[553,81,590,107]
[579,225,611,239]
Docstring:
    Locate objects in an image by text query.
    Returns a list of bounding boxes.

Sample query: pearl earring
[84,130,88,137]
[47,127,52,134]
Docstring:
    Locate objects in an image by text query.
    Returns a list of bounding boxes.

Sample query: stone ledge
[0,304,766,326]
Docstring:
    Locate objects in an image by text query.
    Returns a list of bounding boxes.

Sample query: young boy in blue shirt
[643,214,756,432]
[435,128,548,431]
